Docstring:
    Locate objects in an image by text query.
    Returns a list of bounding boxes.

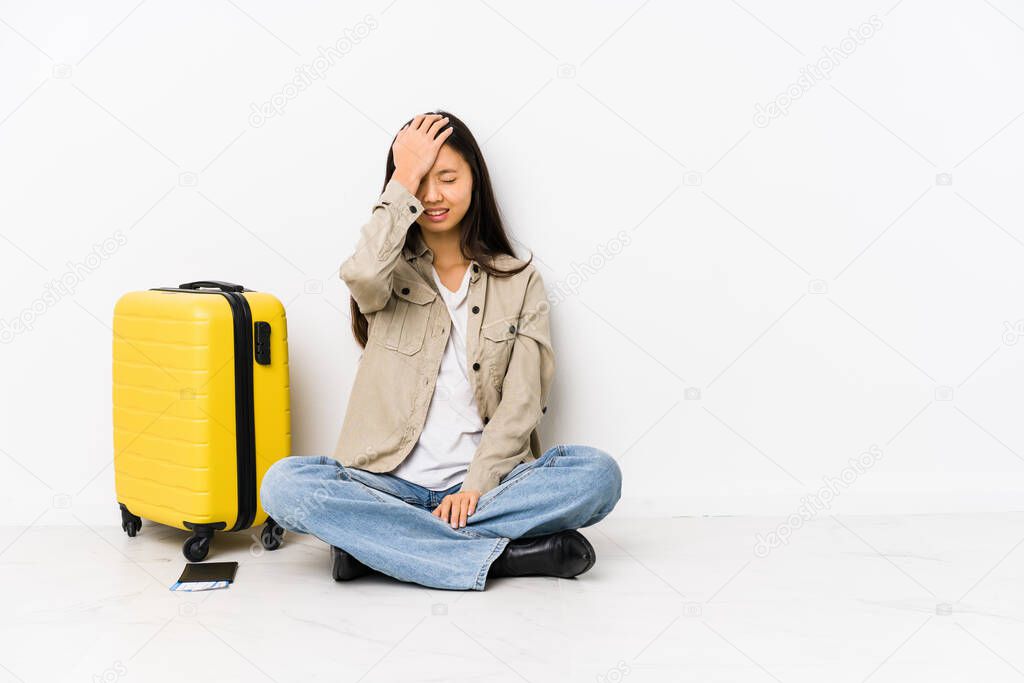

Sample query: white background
[2,0,1024,526]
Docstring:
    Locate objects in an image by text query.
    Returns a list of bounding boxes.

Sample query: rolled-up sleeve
[463,269,555,495]
[339,176,424,314]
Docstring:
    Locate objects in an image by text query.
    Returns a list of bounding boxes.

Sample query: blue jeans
[259,443,622,591]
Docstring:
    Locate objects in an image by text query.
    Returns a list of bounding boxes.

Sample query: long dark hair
[349,110,532,347]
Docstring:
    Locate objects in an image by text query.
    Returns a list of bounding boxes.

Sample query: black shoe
[488,529,596,579]
[331,545,373,581]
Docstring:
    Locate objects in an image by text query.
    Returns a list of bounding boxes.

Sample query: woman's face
[413,144,472,235]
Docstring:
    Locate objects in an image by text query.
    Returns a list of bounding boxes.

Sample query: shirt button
[472,264,479,273]
[401,287,410,295]
[471,306,479,314]
[410,206,417,214]
[483,416,489,424]
[508,324,516,333]
[472,362,480,371]
[542,406,547,414]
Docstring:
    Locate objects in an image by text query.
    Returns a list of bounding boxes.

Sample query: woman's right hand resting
[391,114,453,194]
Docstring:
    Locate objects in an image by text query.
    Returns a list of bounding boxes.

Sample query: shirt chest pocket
[480,319,518,387]
[380,279,435,355]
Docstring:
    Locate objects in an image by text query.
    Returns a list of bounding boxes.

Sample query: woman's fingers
[435,494,474,527]
[414,113,440,131]
[432,493,484,526]
[425,115,449,138]
[393,115,450,178]
[451,498,462,528]
[399,113,448,140]
[435,126,454,146]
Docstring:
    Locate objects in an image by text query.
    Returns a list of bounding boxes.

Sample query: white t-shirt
[389,264,484,490]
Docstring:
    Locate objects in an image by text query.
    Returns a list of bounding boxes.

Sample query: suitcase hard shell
[112,280,291,561]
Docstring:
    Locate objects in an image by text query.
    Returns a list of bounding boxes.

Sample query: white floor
[2,512,1023,682]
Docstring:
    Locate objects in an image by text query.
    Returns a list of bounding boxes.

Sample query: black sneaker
[488,529,596,579]
[331,545,373,581]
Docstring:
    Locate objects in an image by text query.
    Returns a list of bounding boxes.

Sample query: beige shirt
[335,176,555,495]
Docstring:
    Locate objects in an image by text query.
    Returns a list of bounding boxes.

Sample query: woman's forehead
[432,145,467,171]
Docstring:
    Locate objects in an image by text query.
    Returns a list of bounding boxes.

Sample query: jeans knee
[563,446,621,528]
[261,457,323,521]
[564,444,622,509]
[592,449,622,508]
[261,456,344,531]
[259,458,294,519]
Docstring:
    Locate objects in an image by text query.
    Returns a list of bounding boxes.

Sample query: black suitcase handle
[178,280,245,292]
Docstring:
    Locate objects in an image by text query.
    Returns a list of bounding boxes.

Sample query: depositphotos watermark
[248,15,379,128]
[753,444,883,558]
[92,661,127,683]
[595,660,631,683]
[547,229,633,306]
[1002,319,1024,346]
[1,230,128,344]
[753,15,883,128]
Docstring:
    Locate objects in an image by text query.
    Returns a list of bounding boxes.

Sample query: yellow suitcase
[113,280,291,561]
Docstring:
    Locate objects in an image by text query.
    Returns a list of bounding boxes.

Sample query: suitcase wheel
[119,504,142,538]
[183,533,212,562]
[260,518,285,551]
